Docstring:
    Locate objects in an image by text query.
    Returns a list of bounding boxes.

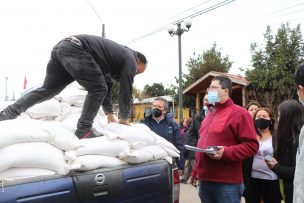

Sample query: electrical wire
[85,0,104,24]
[126,0,235,45]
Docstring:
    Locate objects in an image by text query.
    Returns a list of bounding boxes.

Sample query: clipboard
[185,145,216,154]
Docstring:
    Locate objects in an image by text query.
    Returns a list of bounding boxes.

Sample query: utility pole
[102,24,105,38]
[167,19,192,122]
[5,77,8,101]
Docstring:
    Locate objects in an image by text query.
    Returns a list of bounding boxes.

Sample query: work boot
[75,129,101,139]
[0,111,11,121]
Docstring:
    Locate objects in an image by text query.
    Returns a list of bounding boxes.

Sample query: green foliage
[184,43,232,88]
[246,23,304,114]
[182,43,232,108]
[143,83,176,97]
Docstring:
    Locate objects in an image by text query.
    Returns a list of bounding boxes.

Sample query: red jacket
[191,98,259,184]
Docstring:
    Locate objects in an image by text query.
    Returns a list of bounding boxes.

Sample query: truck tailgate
[0,160,173,203]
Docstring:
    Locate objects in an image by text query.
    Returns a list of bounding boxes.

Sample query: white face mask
[299,98,304,106]
[203,106,208,111]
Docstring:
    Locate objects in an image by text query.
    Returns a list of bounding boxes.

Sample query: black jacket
[272,138,298,203]
[184,109,206,159]
[141,113,185,170]
[76,34,137,119]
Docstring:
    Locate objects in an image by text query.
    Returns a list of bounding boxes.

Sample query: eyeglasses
[207,86,222,91]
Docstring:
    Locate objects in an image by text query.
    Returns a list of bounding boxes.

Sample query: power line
[173,0,235,24]
[209,2,304,34]
[126,0,235,45]
[166,0,212,21]
[85,0,104,24]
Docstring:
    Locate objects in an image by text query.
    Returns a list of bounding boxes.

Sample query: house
[183,71,250,113]
[132,95,190,123]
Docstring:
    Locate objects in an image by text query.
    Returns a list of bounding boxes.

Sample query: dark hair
[295,64,304,86]
[154,97,169,112]
[212,76,232,96]
[245,101,261,110]
[275,99,304,158]
[136,51,147,64]
[253,107,276,136]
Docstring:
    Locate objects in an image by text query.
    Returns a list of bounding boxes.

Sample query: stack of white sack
[0,119,80,180]
[25,96,108,130]
[54,87,87,107]
[65,123,180,172]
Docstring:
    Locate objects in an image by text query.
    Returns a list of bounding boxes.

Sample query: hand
[206,146,224,160]
[178,170,183,176]
[119,119,130,126]
[265,157,278,169]
[107,113,118,123]
[189,176,198,187]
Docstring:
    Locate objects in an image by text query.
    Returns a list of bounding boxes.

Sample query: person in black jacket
[0,35,147,139]
[180,94,208,183]
[141,97,185,174]
[266,99,304,203]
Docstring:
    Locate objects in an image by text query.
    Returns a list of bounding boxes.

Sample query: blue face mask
[208,91,220,105]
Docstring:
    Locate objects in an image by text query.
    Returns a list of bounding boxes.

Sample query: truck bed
[0,160,174,203]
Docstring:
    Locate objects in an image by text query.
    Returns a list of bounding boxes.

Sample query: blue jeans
[4,39,107,133]
[198,181,244,203]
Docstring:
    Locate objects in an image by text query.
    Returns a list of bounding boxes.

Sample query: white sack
[103,123,156,147]
[55,88,87,106]
[25,99,61,119]
[149,130,180,154]
[142,145,169,160]
[121,149,154,164]
[75,136,131,157]
[59,113,108,134]
[0,119,79,150]
[0,168,56,180]
[68,155,126,171]
[0,142,67,175]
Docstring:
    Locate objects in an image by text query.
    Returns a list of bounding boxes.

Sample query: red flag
[23,75,27,90]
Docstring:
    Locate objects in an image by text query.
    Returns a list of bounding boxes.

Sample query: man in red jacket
[189,75,259,203]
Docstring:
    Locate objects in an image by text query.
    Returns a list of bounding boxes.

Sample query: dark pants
[198,180,244,203]
[4,39,107,133]
[245,177,281,203]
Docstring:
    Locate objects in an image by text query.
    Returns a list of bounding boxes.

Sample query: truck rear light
[173,168,180,203]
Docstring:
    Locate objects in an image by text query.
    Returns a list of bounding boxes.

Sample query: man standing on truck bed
[0,34,147,139]
[141,97,185,175]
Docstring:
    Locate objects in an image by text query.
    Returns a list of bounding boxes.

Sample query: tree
[143,83,171,97]
[184,43,232,88]
[246,23,304,114]
[182,43,232,108]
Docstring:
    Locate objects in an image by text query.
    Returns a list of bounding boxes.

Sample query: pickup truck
[0,160,180,203]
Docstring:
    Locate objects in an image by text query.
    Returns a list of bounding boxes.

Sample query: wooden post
[242,87,246,107]
[196,93,200,113]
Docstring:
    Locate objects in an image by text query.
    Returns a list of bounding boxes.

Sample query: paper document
[185,145,216,154]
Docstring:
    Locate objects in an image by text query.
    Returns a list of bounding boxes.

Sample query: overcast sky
[0,0,304,100]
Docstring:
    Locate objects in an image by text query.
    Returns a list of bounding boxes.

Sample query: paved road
[179,182,200,203]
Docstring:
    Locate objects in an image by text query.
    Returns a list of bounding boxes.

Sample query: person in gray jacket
[0,34,147,139]
[293,63,304,203]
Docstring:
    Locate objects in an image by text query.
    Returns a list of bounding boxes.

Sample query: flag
[23,75,27,90]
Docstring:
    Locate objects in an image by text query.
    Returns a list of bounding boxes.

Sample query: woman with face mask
[244,107,282,203]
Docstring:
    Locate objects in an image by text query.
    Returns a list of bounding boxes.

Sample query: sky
[0,0,304,100]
